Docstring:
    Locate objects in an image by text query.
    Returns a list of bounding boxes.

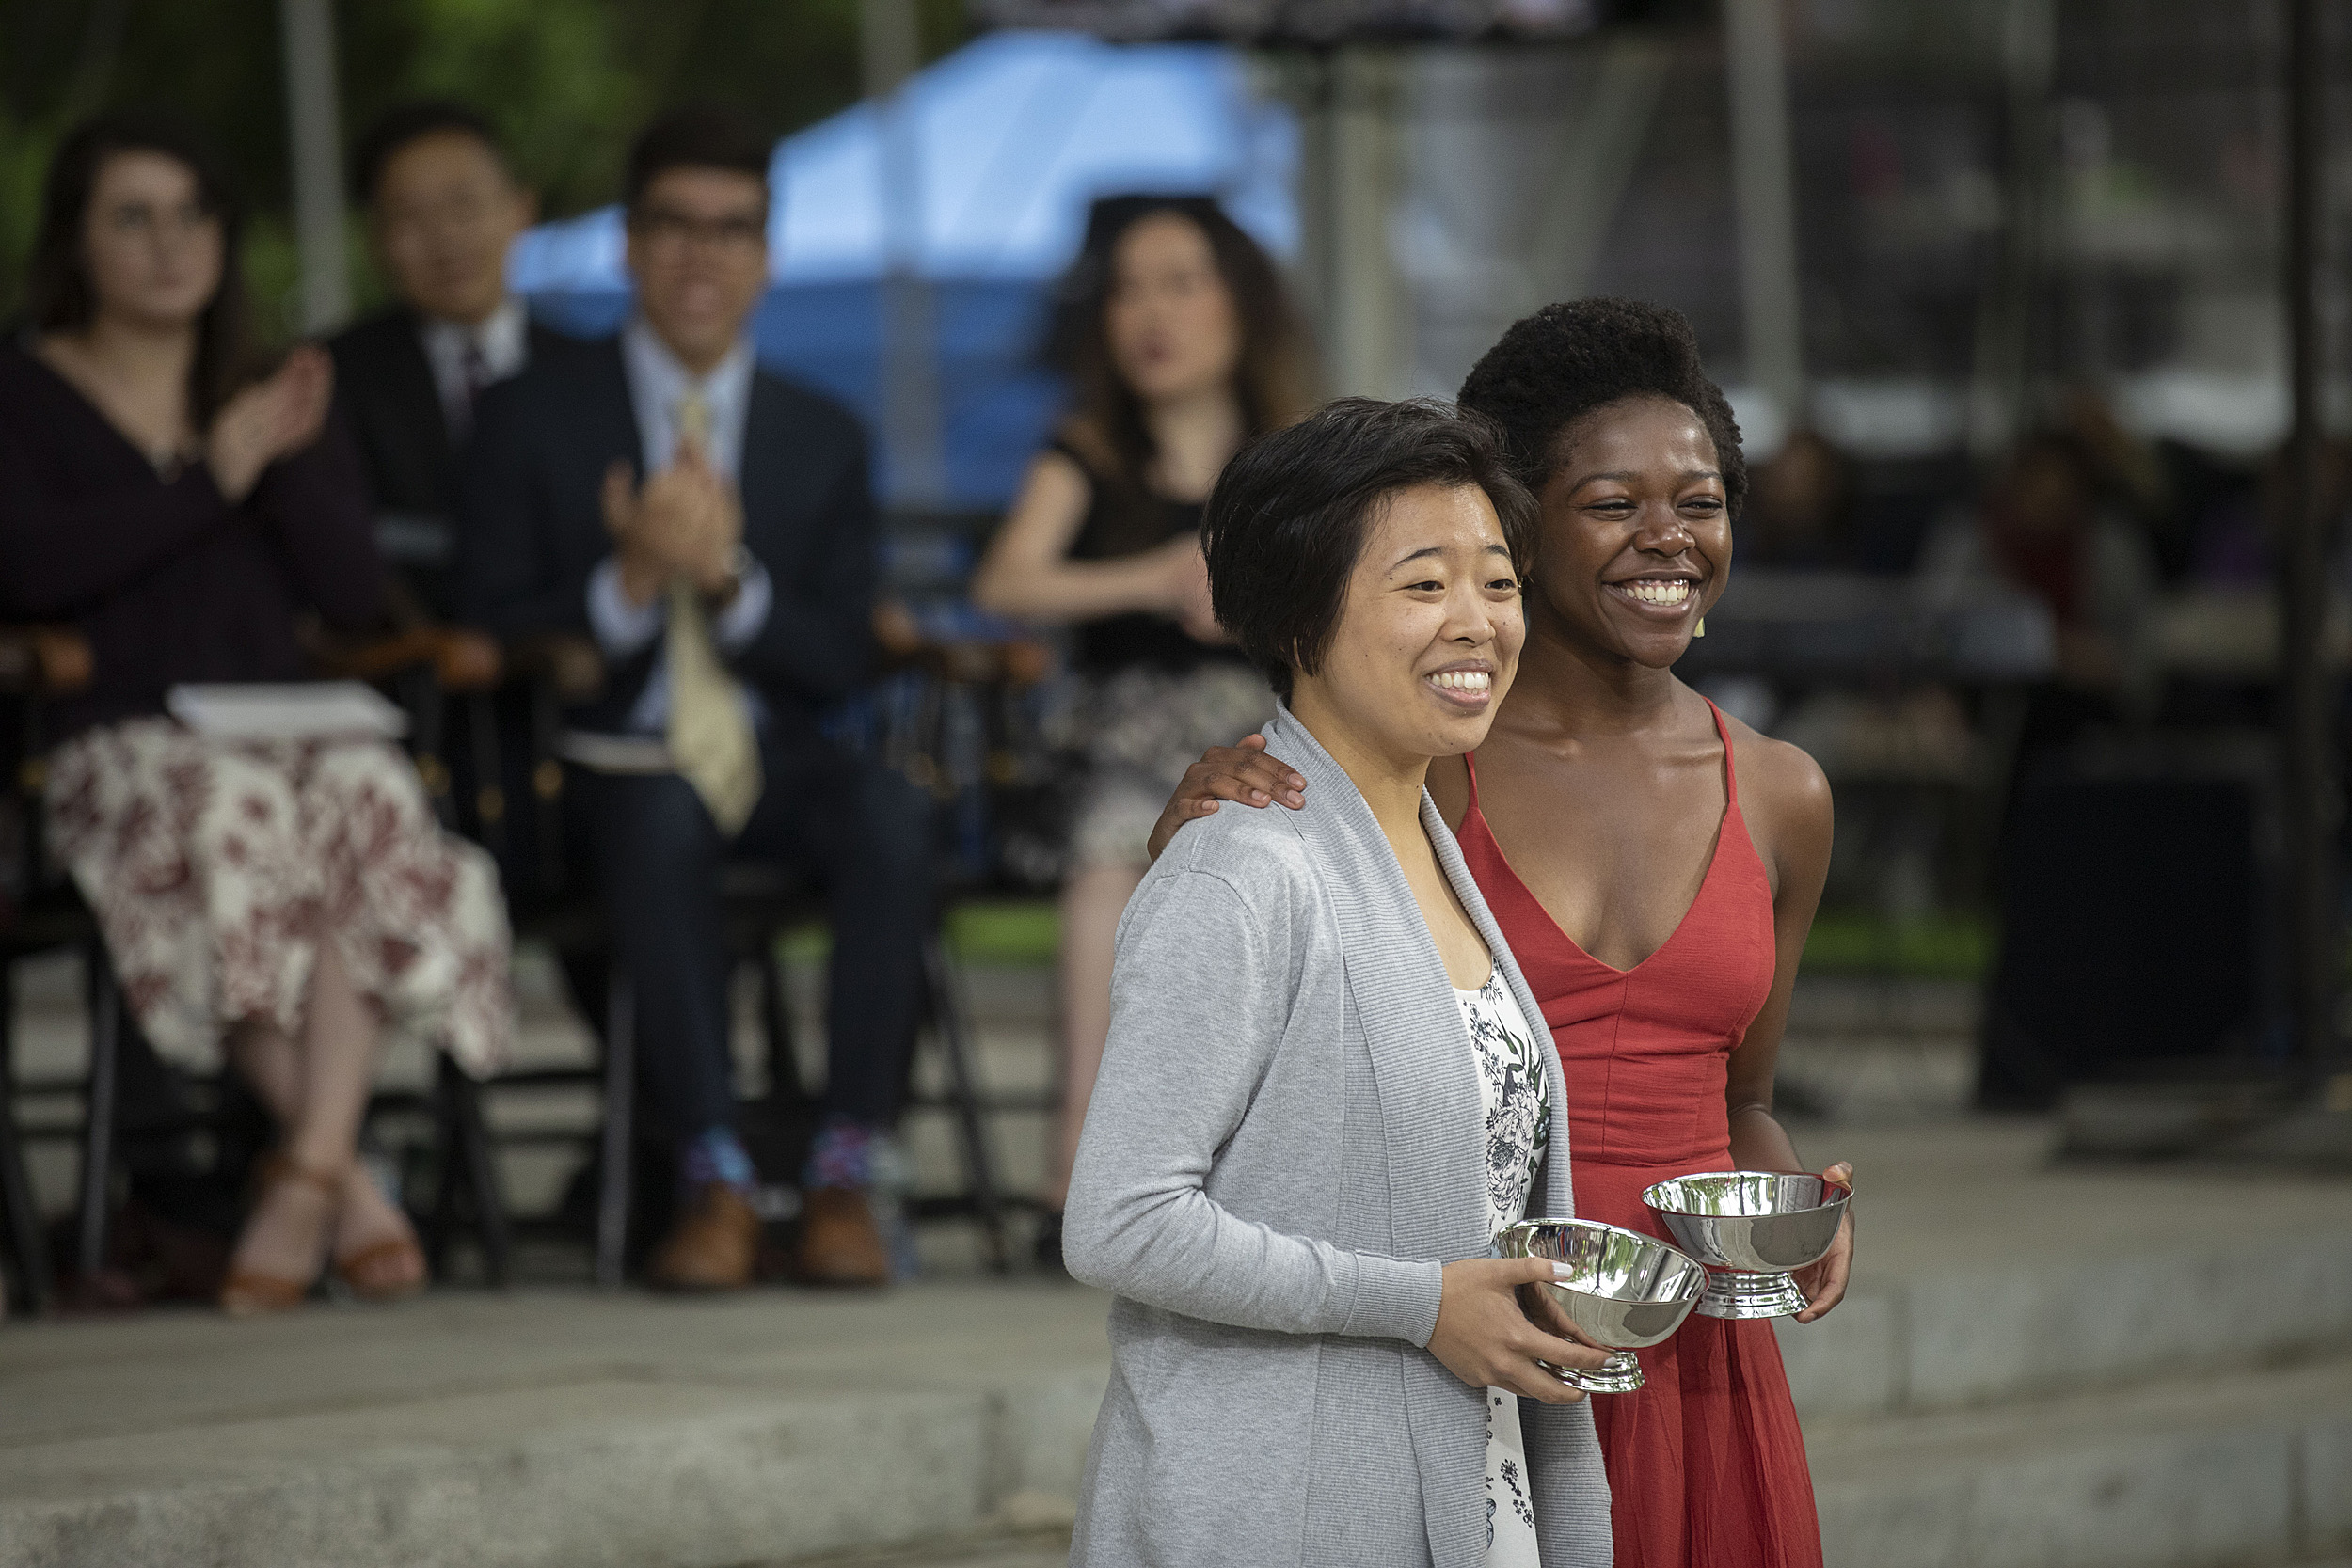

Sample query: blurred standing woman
[1065,399,1611,1568]
[0,112,512,1313]
[971,195,1311,1261]
[1153,302,1852,1568]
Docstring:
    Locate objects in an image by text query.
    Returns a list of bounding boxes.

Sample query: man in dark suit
[332,101,568,620]
[457,107,931,1291]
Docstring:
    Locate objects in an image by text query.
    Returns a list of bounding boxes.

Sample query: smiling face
[373,131,535,326]
[1104,211,1242,405]
[1526,394,1732,667]
[80,150,223,332]
[1290,483,1525,770]
[626,166,770,372]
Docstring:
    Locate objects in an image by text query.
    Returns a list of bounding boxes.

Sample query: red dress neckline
[1460,700,1748,978]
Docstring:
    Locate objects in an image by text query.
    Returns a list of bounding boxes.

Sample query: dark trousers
[588,733,935,1141]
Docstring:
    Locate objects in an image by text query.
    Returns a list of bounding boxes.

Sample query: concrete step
[1811,1351,2352,1568]
[1,1120,2344,1568]
[0,1287,1108,1568]
[1770,1122,2352,1419]
[788,1535,1070,1568]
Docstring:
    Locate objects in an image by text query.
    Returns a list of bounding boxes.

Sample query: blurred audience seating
[447,616,1041,1286]
[0,622,511,1317]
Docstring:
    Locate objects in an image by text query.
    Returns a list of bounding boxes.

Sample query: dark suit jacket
[328,306,580,619]
[453,335,880,741]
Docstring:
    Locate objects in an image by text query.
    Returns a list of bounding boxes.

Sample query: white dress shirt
[584,319,774,735]
[418,295,529,437]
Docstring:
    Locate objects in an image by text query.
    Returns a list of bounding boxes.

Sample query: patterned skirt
[1068,661,1274,871]
[44,718,512,1077]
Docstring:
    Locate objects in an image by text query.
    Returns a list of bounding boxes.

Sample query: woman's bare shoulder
[1720,705,1833,843]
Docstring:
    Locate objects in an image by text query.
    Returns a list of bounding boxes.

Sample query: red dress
[1457,702,1822,1568]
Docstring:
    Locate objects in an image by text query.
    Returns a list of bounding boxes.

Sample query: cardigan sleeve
[1062,865,1446,1346]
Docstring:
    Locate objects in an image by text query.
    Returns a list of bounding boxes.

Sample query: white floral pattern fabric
[1456,963,1549,1568]
[45,718,513,1076]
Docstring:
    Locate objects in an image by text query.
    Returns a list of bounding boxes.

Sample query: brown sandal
[333,1173,426,1305]
[218,1155,339,1317]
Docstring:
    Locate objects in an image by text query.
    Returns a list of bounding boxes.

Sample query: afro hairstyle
[1456,297,1747,520]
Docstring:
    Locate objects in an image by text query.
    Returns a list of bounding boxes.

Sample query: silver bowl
[1641,1171,1851,1321]
[1498,1217,1708,1393]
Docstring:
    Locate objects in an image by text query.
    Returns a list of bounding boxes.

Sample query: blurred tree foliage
[0,0,968,338]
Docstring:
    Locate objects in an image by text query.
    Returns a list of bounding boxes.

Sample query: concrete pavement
[5,948,2349,1566]
[1,1117,2346,1567]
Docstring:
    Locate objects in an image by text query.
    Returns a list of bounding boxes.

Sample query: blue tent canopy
[509,31,1297,510]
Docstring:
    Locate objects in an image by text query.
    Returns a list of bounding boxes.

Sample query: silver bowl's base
[1694,1269,1808,1320]
[1540,1350,1645,1394]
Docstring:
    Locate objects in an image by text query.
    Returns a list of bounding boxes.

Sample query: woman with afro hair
[1149,298,1852,1568]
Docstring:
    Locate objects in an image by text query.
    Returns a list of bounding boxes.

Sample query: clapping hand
[206,344,333,502]
[603,442,745,606]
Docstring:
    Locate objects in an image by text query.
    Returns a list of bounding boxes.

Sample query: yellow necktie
[664,392,762,834]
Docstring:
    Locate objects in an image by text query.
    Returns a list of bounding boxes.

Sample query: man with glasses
[458,107,932,1291]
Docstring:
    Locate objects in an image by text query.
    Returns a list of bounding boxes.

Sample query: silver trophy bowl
[1641,1171,1851,1321]
[1498,1217,1709,1394]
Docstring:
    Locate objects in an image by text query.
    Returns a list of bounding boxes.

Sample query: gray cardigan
[1064,708,1612,1567]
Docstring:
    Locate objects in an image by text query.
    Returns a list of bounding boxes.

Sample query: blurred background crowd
[0,0,2347,1321]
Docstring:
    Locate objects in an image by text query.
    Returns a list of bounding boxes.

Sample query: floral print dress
[45,719,513,1076]
[1454,962,1551,1568]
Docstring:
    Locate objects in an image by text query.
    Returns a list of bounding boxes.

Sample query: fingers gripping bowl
[1640,1172,1851,1321]
[1499,1217,1709,1394]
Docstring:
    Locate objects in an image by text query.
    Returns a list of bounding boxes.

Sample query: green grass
[779,898,1062,967]
[1800,909,1994,980]
[944,899,1063,965]
[790,898,2000,980]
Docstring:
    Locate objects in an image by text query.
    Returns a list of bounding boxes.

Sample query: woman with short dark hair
[1154,300,1853,1568]
[971,194,1313,1263]
[0,111,512,1314]
[1064,398,1612,1568]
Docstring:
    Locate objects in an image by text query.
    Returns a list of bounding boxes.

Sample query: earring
[1693,617,1707,639]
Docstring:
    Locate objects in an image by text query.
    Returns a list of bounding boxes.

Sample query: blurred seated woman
[1741,428,1852,570]
[0,112,512,1314]
[1064,399,1610,1567]
[1917,428,2162,740]
[970,195,1311,1262]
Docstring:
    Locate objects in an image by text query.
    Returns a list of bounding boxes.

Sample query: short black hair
[1202,398,1536,701]
[1457,298,1747,519]
[624,105,771,214]
[352,99,508,204]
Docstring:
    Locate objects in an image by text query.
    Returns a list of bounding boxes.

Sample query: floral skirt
[44,719,513,1076]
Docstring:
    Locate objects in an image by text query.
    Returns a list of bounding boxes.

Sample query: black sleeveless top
[1054,438,1250,675]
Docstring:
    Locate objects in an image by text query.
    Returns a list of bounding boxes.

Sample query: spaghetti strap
[1462,749,1484,812]
[1704,698,1740,809]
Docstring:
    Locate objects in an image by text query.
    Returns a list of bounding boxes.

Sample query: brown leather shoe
[794,1187,891,1287]
[647,1183,760,1291]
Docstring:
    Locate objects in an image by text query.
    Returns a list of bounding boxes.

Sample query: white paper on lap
[166,682,410,742]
